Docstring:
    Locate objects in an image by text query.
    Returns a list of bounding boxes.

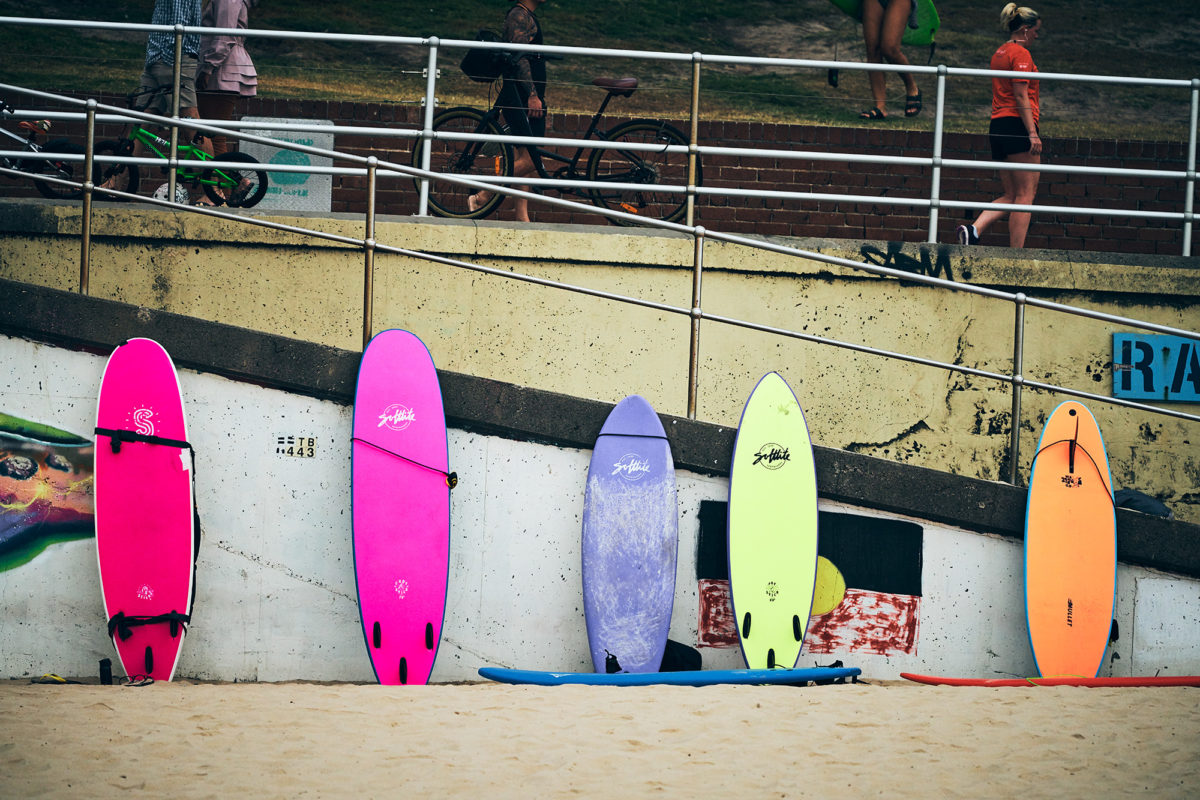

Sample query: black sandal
[905,92,923,117]
[858,107,887,121]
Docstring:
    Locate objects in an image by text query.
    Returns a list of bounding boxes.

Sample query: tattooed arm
[504,5,543,117]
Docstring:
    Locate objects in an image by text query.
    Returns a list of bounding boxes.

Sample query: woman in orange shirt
[958,4,1043,248]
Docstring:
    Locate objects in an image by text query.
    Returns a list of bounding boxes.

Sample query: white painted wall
[2,334,1198,682]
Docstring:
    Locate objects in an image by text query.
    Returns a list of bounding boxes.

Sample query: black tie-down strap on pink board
[107,610,192,642]
[94,426,191,454]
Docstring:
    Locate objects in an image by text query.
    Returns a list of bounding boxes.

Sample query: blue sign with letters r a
[1112,333,1200,402]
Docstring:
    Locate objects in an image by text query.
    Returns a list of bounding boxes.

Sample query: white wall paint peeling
[2,335,1197,682]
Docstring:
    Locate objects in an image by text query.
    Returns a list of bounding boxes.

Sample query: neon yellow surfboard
[828,0,940,47]
[727,372,819,670]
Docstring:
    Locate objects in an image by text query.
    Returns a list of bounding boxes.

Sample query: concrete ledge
[3,276,1198,578]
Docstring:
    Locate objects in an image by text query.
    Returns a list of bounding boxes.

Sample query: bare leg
[469,146,538,221]
[861,0,919,115]
[511,148,536,223]
[877,1,919,100]
[972,151,1041,247]
[861,0,888,114]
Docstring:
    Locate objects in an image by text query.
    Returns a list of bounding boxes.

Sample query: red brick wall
[8,93,1196,258]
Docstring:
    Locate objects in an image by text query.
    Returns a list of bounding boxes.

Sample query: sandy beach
[2,678,1198,798]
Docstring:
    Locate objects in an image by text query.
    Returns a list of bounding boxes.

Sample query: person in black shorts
[468,0,547,222]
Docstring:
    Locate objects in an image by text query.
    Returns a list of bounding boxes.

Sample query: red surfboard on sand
[901,672,1200,688]
[95,338,196,682]
[352,329,452,685]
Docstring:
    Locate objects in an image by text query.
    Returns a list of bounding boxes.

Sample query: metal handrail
[2,14,1198,489]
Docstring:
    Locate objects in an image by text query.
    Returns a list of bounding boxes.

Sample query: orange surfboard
[1024,401,1116,678]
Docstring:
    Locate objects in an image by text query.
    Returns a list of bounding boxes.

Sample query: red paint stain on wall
[697,579,739,647]
[805,588,920,656]
[697,581,920,656]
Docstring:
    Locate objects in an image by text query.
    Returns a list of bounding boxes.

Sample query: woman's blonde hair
[1001,3,1040,32]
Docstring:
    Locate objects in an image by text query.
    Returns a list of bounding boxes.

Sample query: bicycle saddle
[19,120,52,133]
[593,77,638,97]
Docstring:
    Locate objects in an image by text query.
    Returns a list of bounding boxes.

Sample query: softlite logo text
[753,443,790,469]
[378,403,415,431]
[612,453,652,481]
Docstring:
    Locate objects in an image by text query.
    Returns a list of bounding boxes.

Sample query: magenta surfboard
[352,329,451,685]
[95,338,196,682]
[581,394,678,674]
[901,672,1200,688]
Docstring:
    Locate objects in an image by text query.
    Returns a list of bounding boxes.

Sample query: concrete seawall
[3,199,1197,523]
[2,278,1199,682]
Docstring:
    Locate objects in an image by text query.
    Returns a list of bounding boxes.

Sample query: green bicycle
[94,92,268,207]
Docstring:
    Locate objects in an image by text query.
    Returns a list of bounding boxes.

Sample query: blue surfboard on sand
[478,666,860,687]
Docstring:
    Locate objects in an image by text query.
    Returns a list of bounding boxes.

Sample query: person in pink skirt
[195,0,258,203]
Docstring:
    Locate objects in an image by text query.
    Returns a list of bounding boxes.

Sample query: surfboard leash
[352,436,458,488]
[1028,438,1116,507]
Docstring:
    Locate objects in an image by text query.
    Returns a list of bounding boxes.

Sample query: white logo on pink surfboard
[394,578,409,599]
[378,403,416,431]
[129,407,156,436]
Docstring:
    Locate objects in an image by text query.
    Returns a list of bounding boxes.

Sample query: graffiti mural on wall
[0,412,94,571]
[860,242,956,282]
[696,502,922,657]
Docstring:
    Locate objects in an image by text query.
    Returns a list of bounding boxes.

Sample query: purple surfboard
[95,338,195,682]
[352,330,451,685]
[581,395,678,674]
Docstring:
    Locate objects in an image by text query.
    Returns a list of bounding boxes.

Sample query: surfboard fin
[793,615,803,642]
[372,621,381,649]
[741,612,751,639]
[144,646,154,675]
[767,649,776,669]
[399,657,408,685]
[425,622,434,650]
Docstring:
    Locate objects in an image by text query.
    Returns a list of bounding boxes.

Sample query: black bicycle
[0,99,86,200]
[413,76,701,225]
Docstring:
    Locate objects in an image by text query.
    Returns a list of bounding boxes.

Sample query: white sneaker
[956,224,979,245]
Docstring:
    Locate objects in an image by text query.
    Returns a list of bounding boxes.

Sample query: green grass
[2,0,1197,139]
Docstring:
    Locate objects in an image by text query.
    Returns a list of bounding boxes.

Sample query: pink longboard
[352,329,451,685]
[95,338,196,682]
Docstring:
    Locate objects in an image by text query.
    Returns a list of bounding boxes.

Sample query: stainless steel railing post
[416,37,439,217]
[80,99,96,295]
[1008,293,1027,485]
[687,53,701,228]
[1183,79,1198,256]
[168,25,184,204]
[927,65,948,243]
[363,157,378,349]
[687,226,706,419]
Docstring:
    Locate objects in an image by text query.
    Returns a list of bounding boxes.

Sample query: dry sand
[2,678,1198,798]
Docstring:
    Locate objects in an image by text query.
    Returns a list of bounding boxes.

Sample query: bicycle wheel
[412,107,512,219]
[202,151,268,208]
[93,139,139,200]
[585,119,699,226]
[32,139,84,200]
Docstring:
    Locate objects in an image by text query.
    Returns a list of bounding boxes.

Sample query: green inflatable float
[828,0,940,48]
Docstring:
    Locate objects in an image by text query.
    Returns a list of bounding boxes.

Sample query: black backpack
[459,29,509,83]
